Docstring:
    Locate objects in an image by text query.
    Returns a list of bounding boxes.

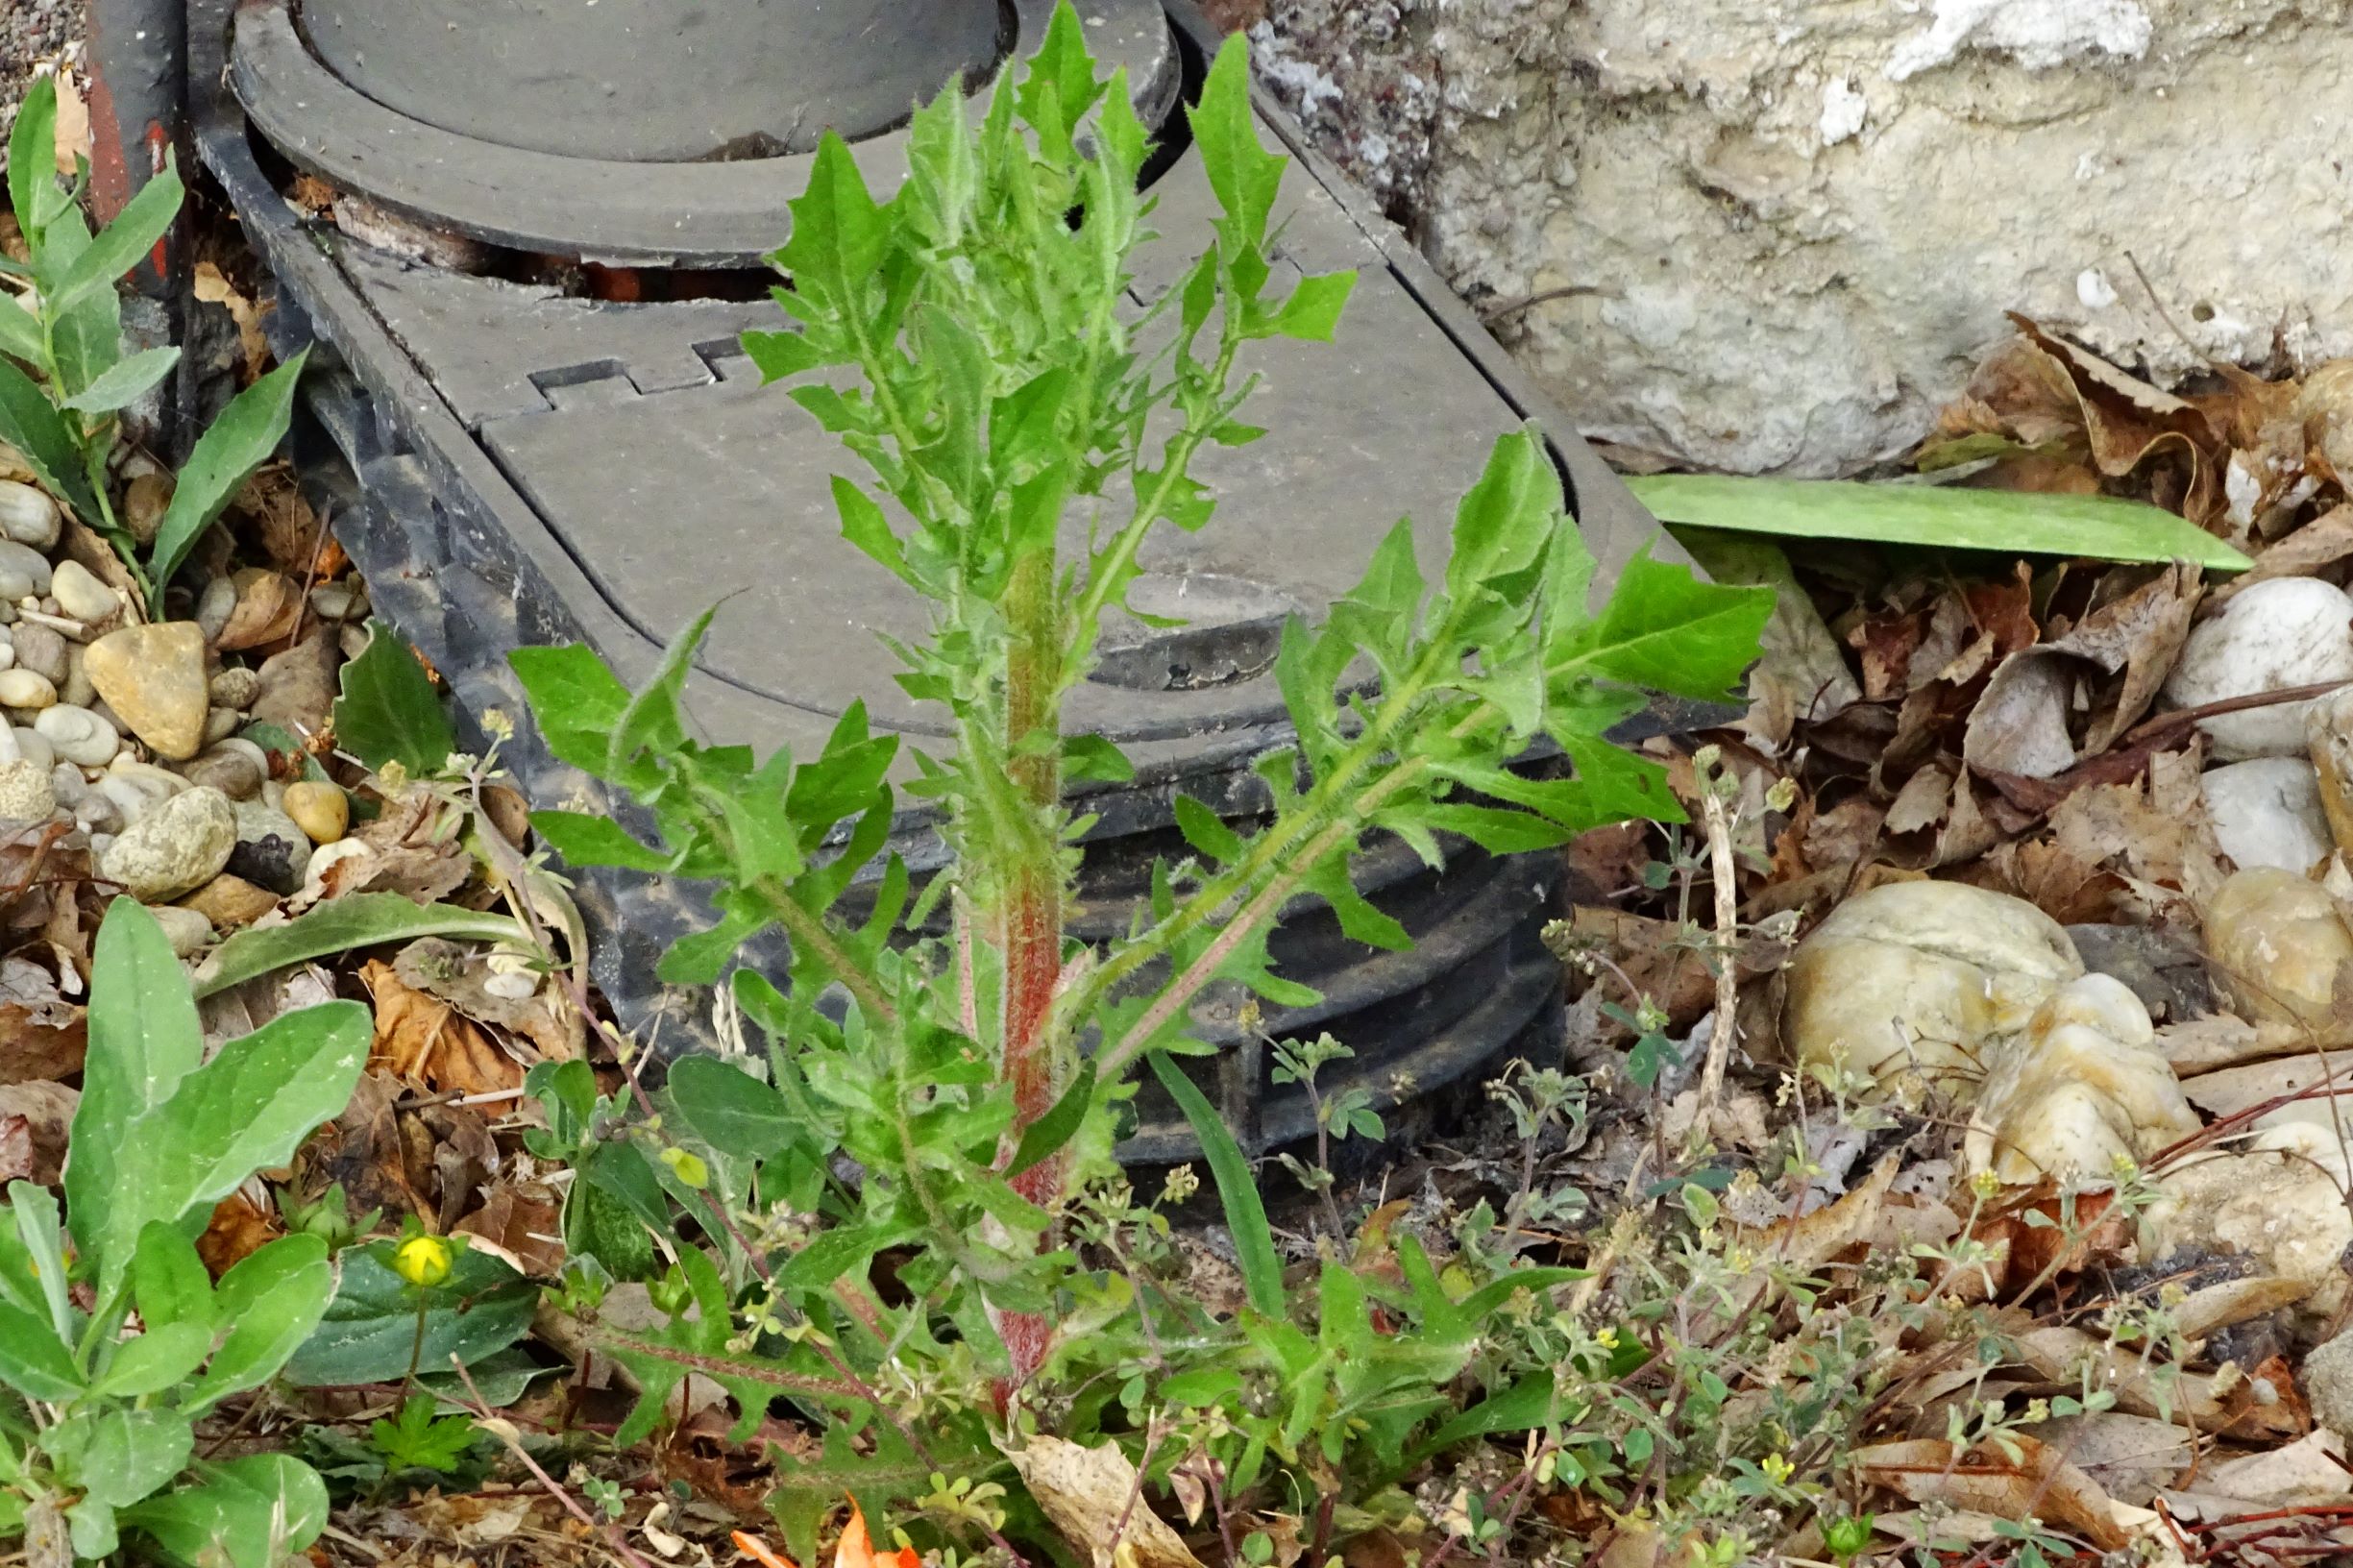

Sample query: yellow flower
[393,1234,453,1288]
[1759,1453,1793,1485]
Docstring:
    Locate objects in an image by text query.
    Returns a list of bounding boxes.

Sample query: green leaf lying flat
[1629,473,2252,573]
[193,895,527,998]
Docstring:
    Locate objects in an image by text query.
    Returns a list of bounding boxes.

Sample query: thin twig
[449,1355,659,1568]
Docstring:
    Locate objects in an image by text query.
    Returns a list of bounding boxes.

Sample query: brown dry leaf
[318,1071,425,1221]
[2013,1327,2303,1439]
[1964,652,2078,778]
[2192,1430,2353,1507]
[2213,507,2353,606]
[0,1081,76,1185]
[0,958,82,1084]
[1936,335,2089,453]
[193,262,270,383]
[360,960,523,1096]
[1851,1434,2129,1553]
[2027,1413,2191,1507]
[50,70,88,177]
[196,1189,281,1277]
[395,937,580,1062]
[2170,1274,2308,1339]
[2055,564,2204,752]
[2011,315,2223,524]
[453,1181,565,1277]
[2156,1013,2298,1073]
[216,569,304,652]
[1008,1437,1205,1568]
[1847,611,1925,703]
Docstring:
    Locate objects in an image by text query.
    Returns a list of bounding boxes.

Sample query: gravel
[0,0,78,181]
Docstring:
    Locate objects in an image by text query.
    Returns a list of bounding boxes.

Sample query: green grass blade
[1630,474,2252,573]
[1148,1052,1282,1316]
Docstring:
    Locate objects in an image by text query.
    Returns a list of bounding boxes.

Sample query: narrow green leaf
[1148,1053,1282,1316]
[1189,34,1287,250]
[185,1235,333,1412]
[742,328,824,382]
[60,345,179,413]
[1172,795,1244,865]
[775,134,889,308]
[669,1056,802,1163]
[1266,270,1355,342]
[9,1182,72,1342]
[0,292,40,364]
[132,1222,215,1336]
[149,349,306,588]
[0,357,100,521]
[1007,1062,1096,1177]
[50,163,184,313]
[1412,1372,1571,1461]
[1564,548,1775,702]
[612,606,715,772]
[831,474,915,588]
[193,895,527,997]
[1633,474,2254,573]
[7,77,58,242]
[91,1321,212,1398]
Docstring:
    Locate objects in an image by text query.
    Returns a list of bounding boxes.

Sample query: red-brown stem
[996,547,1066,1394]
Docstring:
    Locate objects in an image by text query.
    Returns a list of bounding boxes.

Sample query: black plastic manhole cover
[235,0,1179,264]
[300,0,1004,162]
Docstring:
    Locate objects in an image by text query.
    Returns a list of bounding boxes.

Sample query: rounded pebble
[195,577,238,645]
[0,542,51,604]
[0,480,61,551]
[180,744,263,801]
[48,561,115,626]
[208,666,260,711]
[282,780,349,844]
[98,786,237,901]
[309,585,359,621]
[11,625,66,688]
[0,671,56,711]
[33,705,116,769]
[10,730,52,774]
[149,904,214,958]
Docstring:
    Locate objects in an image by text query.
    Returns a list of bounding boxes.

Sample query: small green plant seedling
[0,897,369,1566]
[1,75,307,591]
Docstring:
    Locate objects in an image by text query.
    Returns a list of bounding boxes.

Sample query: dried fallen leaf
[50,70,88,177]
[1852,1434,2129,1553]
[1008,1437,1205,1568]
[0,1081,75,1185]
[193,261,270,384]
[361,960,522,1096]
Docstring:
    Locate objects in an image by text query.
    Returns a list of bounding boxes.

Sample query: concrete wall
[1254,0,2353,475]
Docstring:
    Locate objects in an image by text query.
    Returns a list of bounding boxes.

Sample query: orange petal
[732,1531,799,1568]
[835,1500,880,1568]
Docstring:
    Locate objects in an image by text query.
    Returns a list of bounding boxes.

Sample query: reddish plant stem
[996,547,1066,1394]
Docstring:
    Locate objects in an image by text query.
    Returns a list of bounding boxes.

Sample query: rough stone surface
[2308,1331,2353,1439]
[98,786,236,902]
[1255,0,2353,473]
[2201,867,2353,1029]
[86,622,208,761]
[0,759,54,824]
